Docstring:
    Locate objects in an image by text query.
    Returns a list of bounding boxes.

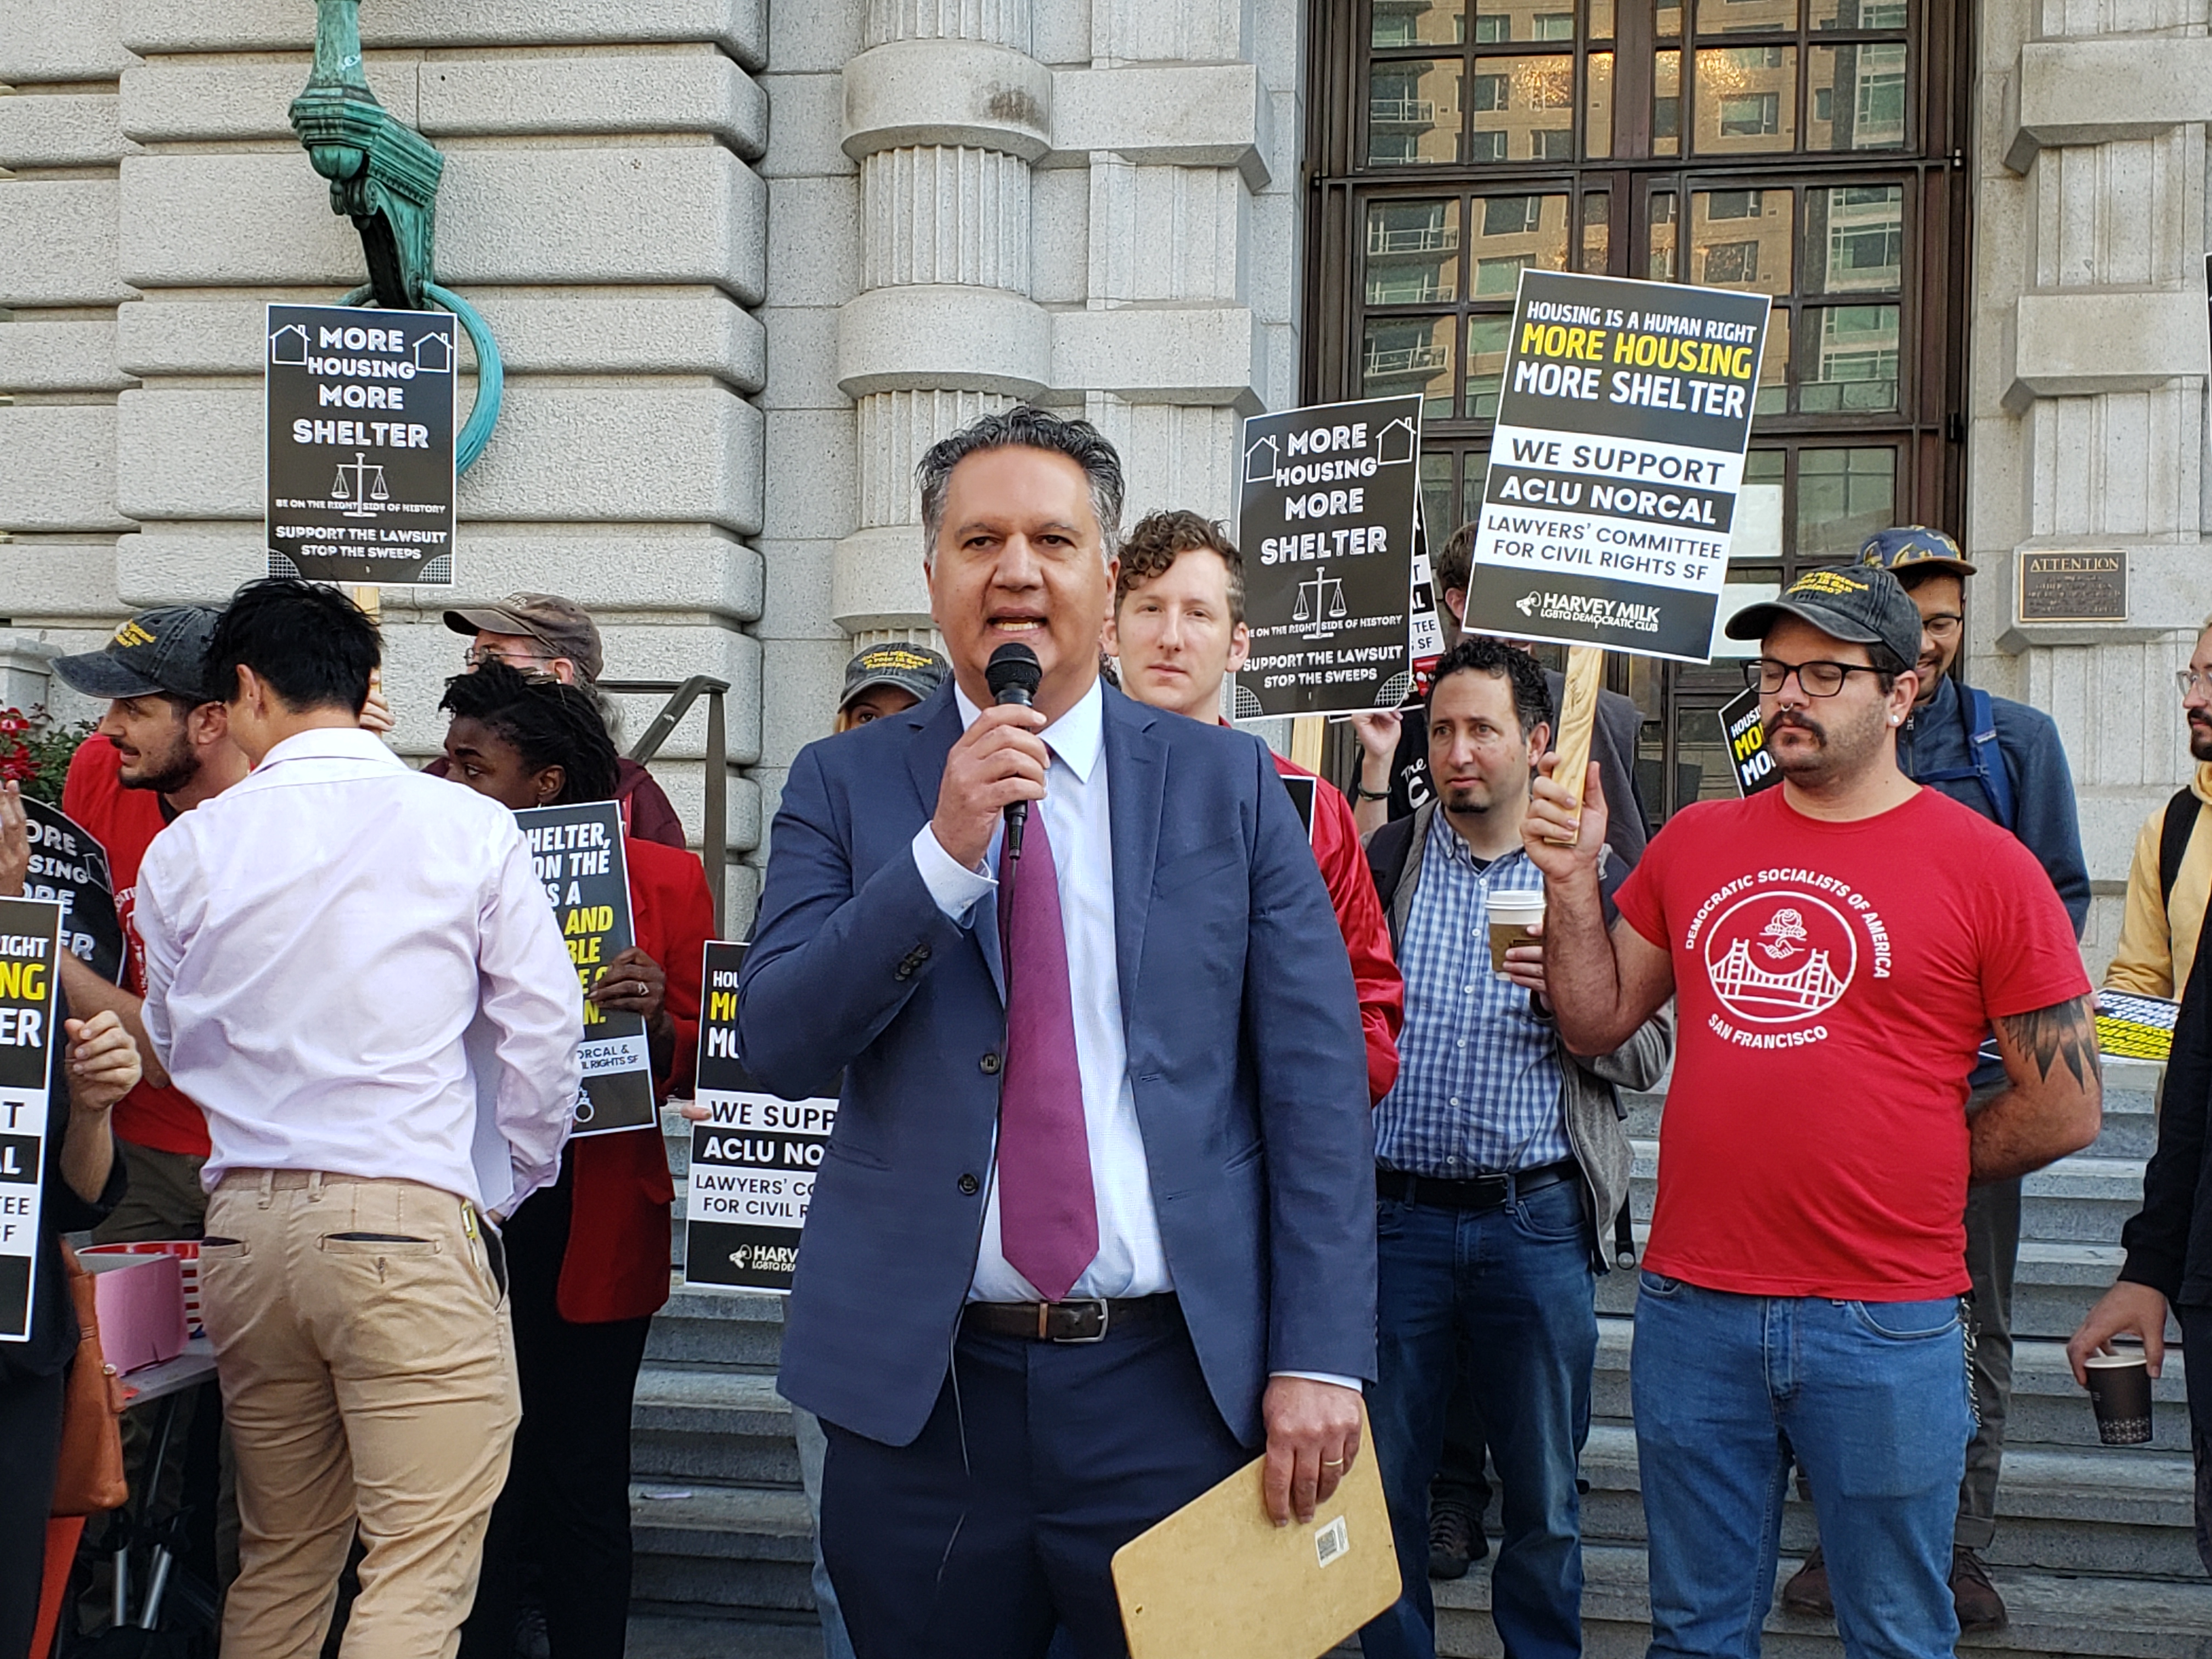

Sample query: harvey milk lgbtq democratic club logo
[1686,872,1892,1049]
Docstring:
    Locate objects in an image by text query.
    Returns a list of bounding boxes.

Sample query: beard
[1769,696,1891,789]
[119,726,200,795]
[2191,713,2212,764]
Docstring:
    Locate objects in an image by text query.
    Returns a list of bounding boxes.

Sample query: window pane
[1735,449,1786,559]
[1364,316,1458,416]
[1697,0,1798,33]
[1587,52,1615,157]
[1805,184,1903,292]
[1580,190,1611,270]
[1810,0,1909,28]
[1799,304,1900,410]
[1476,0,1581,41]
[1653,50,1681,154]
[1590,0,1616,37]
[1466,315,1514,416]
[1471,55,1576,162]
[1421,452,1456,545]
[1797,446,1896,559]
[1470,192,1570,298]
[1754,308,1790,413]
[1690,188,1793,294]
[1657,0,1684,35]
[1647,191,1678,280]
[1460,447,1494,530]
[1808,43,1908,149]
[1370,60,1463,166]
[1672,705,1736,804]
[1365,199,1462,304]
[1373,0,1469,46]
[1696,47,1797,153]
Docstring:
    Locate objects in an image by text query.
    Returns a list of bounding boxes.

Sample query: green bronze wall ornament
[294,0,503,472]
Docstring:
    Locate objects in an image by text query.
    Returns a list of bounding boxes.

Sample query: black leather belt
[962,1294,1178,1344]
[1376,1160,1579,1212]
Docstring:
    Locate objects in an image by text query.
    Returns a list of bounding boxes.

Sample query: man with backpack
[1779,528,2089,1630]
[2105,617,2212,998]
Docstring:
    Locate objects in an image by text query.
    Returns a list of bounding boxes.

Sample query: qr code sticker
[1314,1514,1349,1568]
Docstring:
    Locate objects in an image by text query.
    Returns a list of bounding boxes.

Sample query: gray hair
[917,407,1125,568]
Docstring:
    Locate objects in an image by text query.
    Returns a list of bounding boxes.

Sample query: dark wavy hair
[916,407,1125,564]
[439,659,620,804]
[1115,510,1245,625]
[1430,635,1554,737]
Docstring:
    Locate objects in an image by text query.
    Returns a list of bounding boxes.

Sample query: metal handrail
[600,676,731,937]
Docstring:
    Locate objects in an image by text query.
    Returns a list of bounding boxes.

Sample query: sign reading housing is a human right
[1234,394,1424,719]
[1463,272,1771,663]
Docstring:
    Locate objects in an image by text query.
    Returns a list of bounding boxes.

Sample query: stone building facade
[0,0,2203,953]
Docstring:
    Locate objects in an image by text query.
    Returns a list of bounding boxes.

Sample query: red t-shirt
[1613,786,2088,1300]
[60,737,213,1158]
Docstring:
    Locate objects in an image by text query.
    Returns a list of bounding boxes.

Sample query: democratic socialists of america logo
[1701,890,1858,1024]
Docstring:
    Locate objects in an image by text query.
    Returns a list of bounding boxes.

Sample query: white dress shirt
[135,726,583,1209]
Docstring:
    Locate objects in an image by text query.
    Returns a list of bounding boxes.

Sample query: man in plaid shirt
[1359,639,1671,1659]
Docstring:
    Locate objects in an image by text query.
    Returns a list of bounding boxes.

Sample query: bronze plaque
[2017,549,2128,624]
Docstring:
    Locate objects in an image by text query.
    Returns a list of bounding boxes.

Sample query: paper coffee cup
[2085,1350,2154,1446]
[1487,890,1545,973]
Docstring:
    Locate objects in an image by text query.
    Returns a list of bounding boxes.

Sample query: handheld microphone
[985,642,1044,862]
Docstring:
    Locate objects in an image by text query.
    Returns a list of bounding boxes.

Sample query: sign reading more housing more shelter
[684,942,837,1295]
[1463,271,1773,663]
[265,301,457,587]
[515,800,658,1137]
[1234,394,1425,719]
[0,898,61,1343]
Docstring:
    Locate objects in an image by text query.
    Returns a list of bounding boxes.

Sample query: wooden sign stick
[1545,645,1605,845]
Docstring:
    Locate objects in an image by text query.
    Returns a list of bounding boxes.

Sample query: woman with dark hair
[0,782,140,1655]
[437,664,713,1659]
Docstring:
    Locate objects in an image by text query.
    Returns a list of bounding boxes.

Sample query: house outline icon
[268,324,308,365]
[1243,433,1278,484]
[412,332,454,373]
[1374,416,1417,464]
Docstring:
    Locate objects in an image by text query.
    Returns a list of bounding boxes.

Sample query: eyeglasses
[462,645,555,671]
[1920,613,1963,639]
[2178,670,2212,700]
[1743,657,1887,697]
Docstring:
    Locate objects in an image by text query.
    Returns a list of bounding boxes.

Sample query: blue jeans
[1361,1177,1598,1659]
[1632,1272,1973,1659]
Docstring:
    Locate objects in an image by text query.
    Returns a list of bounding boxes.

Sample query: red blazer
[558,836,714,1323]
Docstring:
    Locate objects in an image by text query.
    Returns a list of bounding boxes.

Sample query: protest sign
[265,301,457,587]
[516,801,657,1137]
[1719,686,1784,798]
[1235,394,1425,719]
[0,898,61,1342]
[2095,991,2177,1063]
[684,942,837,1295]
[1463,271,1773,664]
[21,801,126,986]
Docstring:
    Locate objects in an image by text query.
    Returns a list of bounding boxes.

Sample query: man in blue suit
[736,409,1377,1657]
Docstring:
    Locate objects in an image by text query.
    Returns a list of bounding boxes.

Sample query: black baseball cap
[1723,563,1923,670]
[49,606,223,702]
[840,644,949,711]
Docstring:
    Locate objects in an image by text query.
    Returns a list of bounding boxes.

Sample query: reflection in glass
[1808,43,1907,149]
[1475,0,1582,41]
[1580,191,1611,271]
[1810,0,1909,29]
[1800,304,1899,411]
[1797,446,1896,558]
[1587,52,1614,157]
[1672,706,1734,806]
[1648,191,1678,280]
[1470,55,1576,163]
[1365,200,1463,304]
[1460,447,1493,531]
[1465,317,1514,417]
[1654,51,1681,154]
[1697,0,1797,33]
[1421,452,1456,549]
[1806,184,1903,292]
[1373,0,1470,47]
[1657,0,1684,35]
[1364,315,1458,417]
[1696,46,1797,152]
[1734,450,1786,559]
[1754,309,1790,414]
[1590,0,1616,36]
[1369,60,1463,166]
[1690,188,1793,295]
[1470,194,1569,301]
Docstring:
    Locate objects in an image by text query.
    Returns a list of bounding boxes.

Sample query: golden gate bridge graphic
[1709,935,1848,1017]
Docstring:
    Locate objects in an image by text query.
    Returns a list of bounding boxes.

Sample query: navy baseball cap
[840,643,949,710]
[48,606,223,702]
[1859,525,1977,579]
[1724,564,1923,670]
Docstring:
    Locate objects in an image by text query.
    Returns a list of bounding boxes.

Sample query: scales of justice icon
[1294,566,1347,635]
[328,451,389,518]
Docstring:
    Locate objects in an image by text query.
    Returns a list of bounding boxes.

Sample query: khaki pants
[201,1170,518,1659]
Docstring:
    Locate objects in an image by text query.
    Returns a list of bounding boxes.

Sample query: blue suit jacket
[737,681,1376,1448]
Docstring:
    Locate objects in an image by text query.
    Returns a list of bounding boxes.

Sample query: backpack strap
[1960,687,2017,833]
[2159,785,2200,909]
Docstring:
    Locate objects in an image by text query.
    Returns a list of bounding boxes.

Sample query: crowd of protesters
[7,403,2211,1659]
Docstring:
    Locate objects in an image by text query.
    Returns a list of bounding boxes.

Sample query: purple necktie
[995,806,1099,1303]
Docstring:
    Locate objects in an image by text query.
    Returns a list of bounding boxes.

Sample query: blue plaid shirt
[1374,810,1569,1176]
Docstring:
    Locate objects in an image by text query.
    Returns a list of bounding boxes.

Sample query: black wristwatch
[1353,786,1391,802]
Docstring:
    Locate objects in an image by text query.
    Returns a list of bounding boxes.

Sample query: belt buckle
[1043,1297,1111,1343]
[1472,1173,1511,1209]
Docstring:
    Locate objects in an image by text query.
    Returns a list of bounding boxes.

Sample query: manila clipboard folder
[1111,1410,1400,1659]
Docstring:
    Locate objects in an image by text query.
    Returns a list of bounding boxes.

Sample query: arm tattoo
[1998,995,2098,1088]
